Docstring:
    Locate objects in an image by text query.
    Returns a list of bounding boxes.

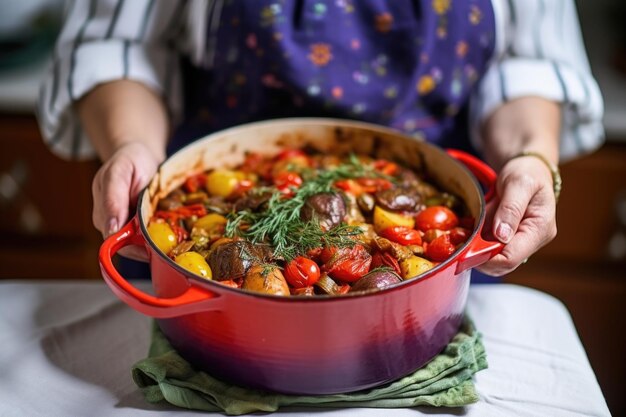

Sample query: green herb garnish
[225,154,389,261]
[367,265,397,275]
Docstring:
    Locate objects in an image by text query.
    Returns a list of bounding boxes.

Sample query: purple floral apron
[171,0,496,154]
[122,0,497,281]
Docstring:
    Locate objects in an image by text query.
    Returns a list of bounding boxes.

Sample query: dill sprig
[225,154,391,261]
[368,265,396,275]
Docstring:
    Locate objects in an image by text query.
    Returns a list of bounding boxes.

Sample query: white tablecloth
[0,281,610,417]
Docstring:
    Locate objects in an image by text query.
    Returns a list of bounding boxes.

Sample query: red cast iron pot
[99,118,502,395]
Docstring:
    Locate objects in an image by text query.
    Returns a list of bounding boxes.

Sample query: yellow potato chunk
[194,213,227,232]
[400,255,434,280]
[373,206,415,233]
[242,265,290,296]
[147,222,177,255]
[174,251,212,279]
[205,170,241,197]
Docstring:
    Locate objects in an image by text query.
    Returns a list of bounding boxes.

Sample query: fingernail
[495,222,512,243]
[106,218,119,237]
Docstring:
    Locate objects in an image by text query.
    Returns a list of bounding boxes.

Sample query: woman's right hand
[77,80,169,259]
[92,142,163,259]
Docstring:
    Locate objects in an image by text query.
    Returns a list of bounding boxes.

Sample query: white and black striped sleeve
[470,0,604,161]
[37,0,188,160]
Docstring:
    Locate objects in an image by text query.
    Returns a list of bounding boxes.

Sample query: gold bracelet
[510,151,562,202]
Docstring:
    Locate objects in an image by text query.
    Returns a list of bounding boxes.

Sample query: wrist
[481,97,561,170]
[485,130,559,170]
[111,140,166,162]
[504,150,562,202]
[78,80,169,162]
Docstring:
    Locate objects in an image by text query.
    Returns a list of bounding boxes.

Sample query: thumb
[92,162,133,238]
[492,174,536,244]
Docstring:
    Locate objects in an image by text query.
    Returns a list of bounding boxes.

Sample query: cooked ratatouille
[148,148,473,296]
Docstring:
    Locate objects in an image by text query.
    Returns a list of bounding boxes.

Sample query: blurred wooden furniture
[0,113,101,279]
[507,142,626,417]
[1,111,624,414]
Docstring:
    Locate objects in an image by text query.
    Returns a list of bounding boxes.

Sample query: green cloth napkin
[131,317,487,415]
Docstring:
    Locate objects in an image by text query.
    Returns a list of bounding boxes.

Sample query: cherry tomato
[373,160,399,176]
[415,206,459,232]
[230,178,255,199]
[206,170,242,197]
[370,251,401,275]
[291,286,316,296]
[241,152,273,179]
[356,178,393,193]
[183,173,207,193]
[334,179,365,196]
[425,234,456,262]
[274,171,303,194]
[379,226,423,246]
[275,149,307,161]
[449,227,471,245]
[284,256,321,288]
[272,150,311,177]
[324,245,372,283]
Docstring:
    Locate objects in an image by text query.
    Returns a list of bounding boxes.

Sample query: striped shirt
[37,0,604,162]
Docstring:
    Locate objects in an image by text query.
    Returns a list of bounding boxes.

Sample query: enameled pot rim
[136,117,487,301]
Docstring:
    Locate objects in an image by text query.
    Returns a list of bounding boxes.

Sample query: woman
[38,0,603,276]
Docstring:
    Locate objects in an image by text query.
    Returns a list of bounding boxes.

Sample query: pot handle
[446,149,496,202]
[446,149,504,273]
[99,217,220,319]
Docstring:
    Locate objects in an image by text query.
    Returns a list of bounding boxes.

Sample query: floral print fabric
[177,0,495,151]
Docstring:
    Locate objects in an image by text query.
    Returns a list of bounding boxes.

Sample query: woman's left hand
[477,154,557,276]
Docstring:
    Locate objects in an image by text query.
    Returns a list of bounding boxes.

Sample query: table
[0,281,610,417]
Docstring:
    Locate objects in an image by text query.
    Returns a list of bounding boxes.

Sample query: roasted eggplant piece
[375,187,421,211]
[350,269,402,293]
[208,240,271,281]
[234,190,273,212]
[300,192,346,231]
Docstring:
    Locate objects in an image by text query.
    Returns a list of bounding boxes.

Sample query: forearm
[481,97,561,170]
[77,80,169,162]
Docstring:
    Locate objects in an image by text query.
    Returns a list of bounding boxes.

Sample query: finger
[492,173,538,244]
[118,246,150,262]
[478,186,557,276]
[91,170,107,236]
[480,198,499,241]
[477,214,556,276]
[92,161,133,238]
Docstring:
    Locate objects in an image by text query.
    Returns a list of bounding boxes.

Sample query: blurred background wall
[0,0,624,414]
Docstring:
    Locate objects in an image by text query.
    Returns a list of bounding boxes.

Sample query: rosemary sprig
[224,154,390,261]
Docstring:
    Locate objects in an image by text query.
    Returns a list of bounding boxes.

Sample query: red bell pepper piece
[379,226,423,246]
[324,244,372,283]
[370,251,402,275]
[183,173,207,193]
[425,234,456,262]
